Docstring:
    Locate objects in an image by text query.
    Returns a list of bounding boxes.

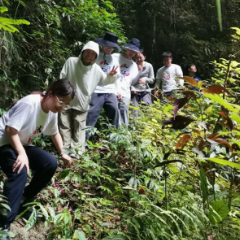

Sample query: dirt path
[11,221,48,240]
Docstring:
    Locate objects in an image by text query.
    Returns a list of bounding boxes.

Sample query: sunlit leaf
[204,94,239,113]
[207,158,240,168]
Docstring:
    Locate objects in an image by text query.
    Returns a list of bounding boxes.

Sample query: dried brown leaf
[176,134,191,149]
[181,76,198,88]
[202,85,231,95]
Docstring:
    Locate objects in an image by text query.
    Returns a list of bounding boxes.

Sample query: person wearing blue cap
[112,38,142,126]
[86,33,121,139]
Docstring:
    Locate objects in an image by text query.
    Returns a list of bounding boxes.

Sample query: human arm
[98,66,118,86]
[6,126,29,174]
[60,59,69,79]
[51,133,72,165]
[154,70,162,98]
[175,65,184,87]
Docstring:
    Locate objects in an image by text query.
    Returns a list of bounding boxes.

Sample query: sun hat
[95,32,121,52]
[122,38,141,53]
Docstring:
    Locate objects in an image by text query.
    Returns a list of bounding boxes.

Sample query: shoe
[0,225,11,240]
[69,153,79,159]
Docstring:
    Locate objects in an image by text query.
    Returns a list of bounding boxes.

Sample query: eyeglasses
[56,96,69,109]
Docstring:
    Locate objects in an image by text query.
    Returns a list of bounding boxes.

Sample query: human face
[82,49,97,66]
[136,53,146,64]
[53,95,72,113]
[189,65,197,73]
[124,48,138,60]
[163,57,172,68]
[102,46,114,54]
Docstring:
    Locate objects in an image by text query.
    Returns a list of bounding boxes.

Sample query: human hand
[139,78,146,84]
[109,66,118,76]
[131,90,136,95]
[138,64,143,71]
[154,91,159,99]
[117,93,122,101]
[61,154,72,166]
[13,153,29,174]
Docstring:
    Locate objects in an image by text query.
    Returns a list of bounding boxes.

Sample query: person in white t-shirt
[86,33,121,139]
[112,38,142,125]
[0,80,74,236]
[154,52,183,98]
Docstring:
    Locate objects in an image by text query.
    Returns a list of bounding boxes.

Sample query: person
[154,52,183,98]
[112,38,142,125]
[86,33,121,138]
[187,63,202,81]
[131,51,155,117]
[59,41,118,155]
[0,80,74,239]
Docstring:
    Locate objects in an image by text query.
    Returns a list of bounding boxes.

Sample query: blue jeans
[0,144,57,226]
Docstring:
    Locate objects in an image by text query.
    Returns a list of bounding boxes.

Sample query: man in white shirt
[154,52,183,98]
[86,33,121,139]
[59,41,118,155]
[113,38,142,125]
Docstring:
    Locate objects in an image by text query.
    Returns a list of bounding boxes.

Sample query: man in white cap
[86,33,121,139]
[59,41,118,155]
[112,38,142,125]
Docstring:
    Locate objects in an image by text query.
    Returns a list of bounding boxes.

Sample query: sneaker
[69,153,79,159]
[0,225,11,240]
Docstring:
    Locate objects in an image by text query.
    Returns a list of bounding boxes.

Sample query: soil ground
[11,220,48,240]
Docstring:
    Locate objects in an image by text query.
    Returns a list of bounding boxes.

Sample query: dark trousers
[0,144,57,226]
[131,91,152,118]
[86,93,119,138]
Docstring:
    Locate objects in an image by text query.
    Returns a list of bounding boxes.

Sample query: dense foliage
[0,0,240,240]
[0,0,125,107]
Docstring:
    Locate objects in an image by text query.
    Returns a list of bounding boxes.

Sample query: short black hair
[186,63,195,69]
[46,79,75,99]
[186,63,196,73]
[162,52,172,58]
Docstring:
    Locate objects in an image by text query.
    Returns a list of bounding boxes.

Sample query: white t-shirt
[155,64,183,92]
[112,53,140,99]
[94,52,119,94]
[0,95,58,147]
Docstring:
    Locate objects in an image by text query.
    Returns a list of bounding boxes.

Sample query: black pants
[0,144,57,226]
[86,93,119,139]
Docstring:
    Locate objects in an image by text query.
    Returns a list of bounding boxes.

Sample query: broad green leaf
[0,7,8,13]
[231,113,240,124]
[204,94,239,113]
[73,230,87,240]
[58,169,70,179]
[207,158,240,168]
[209,199,229,224]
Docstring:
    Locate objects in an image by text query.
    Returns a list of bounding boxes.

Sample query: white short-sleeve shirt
[0,95,58,147]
